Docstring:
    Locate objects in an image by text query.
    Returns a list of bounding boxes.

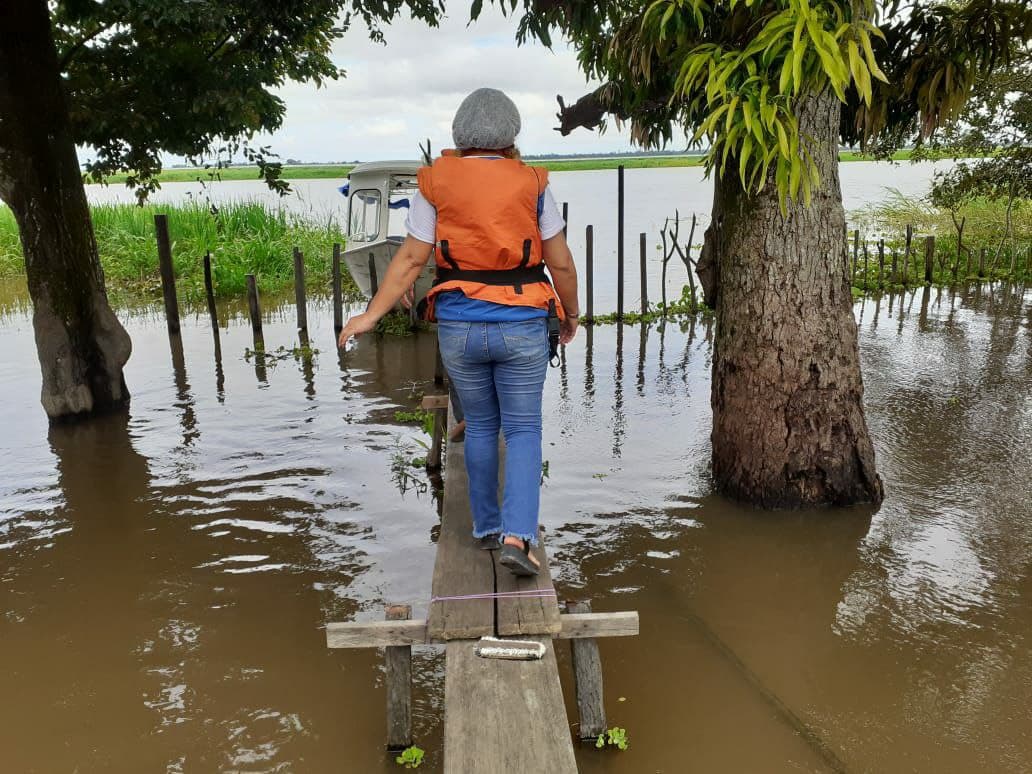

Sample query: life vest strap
[433,263,549,289]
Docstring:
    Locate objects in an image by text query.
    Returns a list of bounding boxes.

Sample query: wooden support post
[562,201,569,237]
[332,243,343,333]
[862,240,869,292]
[385,604,413,751]
[246,274,263,343]
[902,225,913,287]
[293,247,308,334]
[427,408,445,471]
[617,165,625,320]
[368,253,379,297]
[154,214,181,335]
[203,252,219,331]
[566,600,606,740]
[890,249,898,285]
[585,224,594,323]
[639,232,648,315]
[924,236,935,284]
[852,229,859,279]
[878,239,885,289]
[978,247,986,277]
[434,348,445,386]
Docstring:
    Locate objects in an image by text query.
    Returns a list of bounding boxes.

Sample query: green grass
[848,191,1032,291]
[0,201,356,305]
[97,150,919,184]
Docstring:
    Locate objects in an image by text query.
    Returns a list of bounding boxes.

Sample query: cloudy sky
[258,5,663,162]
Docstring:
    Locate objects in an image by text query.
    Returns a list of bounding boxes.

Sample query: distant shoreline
[100,150,924,184]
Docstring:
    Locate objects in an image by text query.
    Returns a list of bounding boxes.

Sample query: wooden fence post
[924,236,935,284]
[368,253,379,297]
[902,225,913,287]
[639,232,648,315]
[154,214,181,335]
[978,247,987,277]
[877,239,885,289]
[246,274,263,344]
[426,405,445,472]
[385,604,413,751]
[566,600,606,740]
[890,250,898,285]
[852,229,859,279]
[293,247,308,334]
[203,252,219,331]
[862,240,869,292]
[617,165,625,319]
[332,243,343,334]
[585,224,594,323]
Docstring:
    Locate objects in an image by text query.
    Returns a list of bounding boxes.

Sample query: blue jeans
[437,319,549,546]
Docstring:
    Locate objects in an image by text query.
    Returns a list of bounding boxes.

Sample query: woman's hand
[560,315,579,345]
[338,312,378,350]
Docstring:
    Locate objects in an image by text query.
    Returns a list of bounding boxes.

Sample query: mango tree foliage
[485,0,1032,210]
[51,0,446,198]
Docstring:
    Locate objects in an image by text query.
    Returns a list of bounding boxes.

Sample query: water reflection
[0,282,1029,771]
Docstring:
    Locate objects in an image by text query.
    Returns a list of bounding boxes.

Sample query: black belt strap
[434,263,548,287]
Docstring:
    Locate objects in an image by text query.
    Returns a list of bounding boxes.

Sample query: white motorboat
[339,160,435,310]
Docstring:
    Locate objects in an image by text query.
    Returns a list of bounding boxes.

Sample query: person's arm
[541,232,580,344]
[337,236,434,348]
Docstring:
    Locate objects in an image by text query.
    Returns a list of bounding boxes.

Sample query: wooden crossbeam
[326,610,638,649]
[420,394,449,410]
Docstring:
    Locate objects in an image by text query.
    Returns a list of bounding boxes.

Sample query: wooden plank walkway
[431,400,576,772]
[444,636,578,774]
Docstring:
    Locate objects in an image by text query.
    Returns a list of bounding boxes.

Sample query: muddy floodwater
[1,280,1030,773]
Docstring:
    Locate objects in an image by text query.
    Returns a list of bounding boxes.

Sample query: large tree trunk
[706,91,883,508]
[0,0,131,420]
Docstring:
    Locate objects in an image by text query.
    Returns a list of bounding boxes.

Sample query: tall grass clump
[850,190,1032,286]
[0,200,356,304]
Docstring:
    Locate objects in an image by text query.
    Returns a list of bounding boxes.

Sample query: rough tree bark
[706,91,883,507]
[0,0,132,421]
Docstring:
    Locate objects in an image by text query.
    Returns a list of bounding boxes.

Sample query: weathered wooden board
[494,526,562,637]
[420,394,449,410]
[444,636,577,774]
[327,610,639,648]
[428,401,495,640]
[326,619,430,648]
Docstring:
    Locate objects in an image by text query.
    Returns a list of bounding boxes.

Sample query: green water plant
[394,409,435,437]
[595,727,629,751]
[395,745,425,769]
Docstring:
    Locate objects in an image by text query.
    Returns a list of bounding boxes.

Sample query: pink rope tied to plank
[430,589,558,603]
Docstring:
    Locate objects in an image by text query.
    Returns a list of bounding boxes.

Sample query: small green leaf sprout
[395,745,425,768]
[595,726,629,751]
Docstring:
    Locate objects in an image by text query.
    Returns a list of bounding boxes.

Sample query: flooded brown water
[1,280,1030,772]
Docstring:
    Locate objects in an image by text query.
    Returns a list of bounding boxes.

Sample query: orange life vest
[416,155,565,320]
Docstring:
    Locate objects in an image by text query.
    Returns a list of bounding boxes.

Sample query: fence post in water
[902,225,913,287]
[154,214,181,335]
[562,201,569,238]
[384,604,413,751]
[566,600,606,740]
[852,229,859,279]
[585,224,594,323]
[293,247,308,334]
[890,250,898,285]
[978,247,986,277]
[203,252,219,331]
[617,165,625,319]
[368,253,379,297]
[877,239,885,289]
[639,232,648,315]
[331,243,343,334]
[246,274,263,345]
[862,240,869,292]
[924,236,935,284]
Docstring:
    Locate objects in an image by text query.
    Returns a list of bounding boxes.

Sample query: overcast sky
[256,6,668,162]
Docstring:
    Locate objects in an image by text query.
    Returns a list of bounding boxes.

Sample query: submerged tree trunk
[0,0,131,420]
[705,91,883,508]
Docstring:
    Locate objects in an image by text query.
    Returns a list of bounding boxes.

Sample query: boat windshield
[348,189,381,242]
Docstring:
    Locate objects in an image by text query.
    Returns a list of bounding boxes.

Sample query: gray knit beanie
[451,88,521,150]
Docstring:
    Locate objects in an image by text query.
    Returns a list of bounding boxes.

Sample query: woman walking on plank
[339,87,579,576]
